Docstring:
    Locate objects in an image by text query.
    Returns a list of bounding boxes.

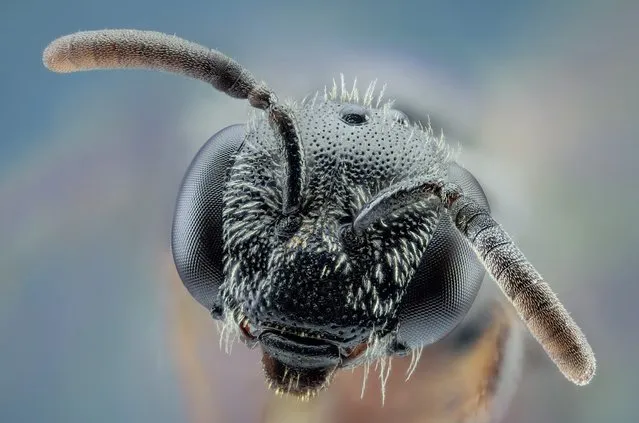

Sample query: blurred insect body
[43,29,596,401]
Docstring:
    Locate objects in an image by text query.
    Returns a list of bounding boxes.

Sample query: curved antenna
[43,30,272,107]
[352,179,445,235]
[268,105,306,214]
[352,179,596,385]
[449,193,596,385]
[43,29,305,213]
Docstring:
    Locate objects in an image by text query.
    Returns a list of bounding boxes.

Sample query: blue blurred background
[2,1,638,422]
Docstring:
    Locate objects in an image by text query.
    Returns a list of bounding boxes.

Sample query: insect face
[43,29,596,401]
[221,96,448,396]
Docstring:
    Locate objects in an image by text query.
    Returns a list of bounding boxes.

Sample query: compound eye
[339,104,370,126]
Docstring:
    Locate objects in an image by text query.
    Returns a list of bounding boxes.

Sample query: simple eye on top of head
[339,104,370,126]
[43,29,596,390]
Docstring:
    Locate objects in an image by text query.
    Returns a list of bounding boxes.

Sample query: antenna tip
[513,281,597,386]
[42,36,74,73]
[568,349,597,386]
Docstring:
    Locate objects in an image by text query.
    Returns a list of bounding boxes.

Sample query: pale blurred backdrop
[1,1,638,422]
